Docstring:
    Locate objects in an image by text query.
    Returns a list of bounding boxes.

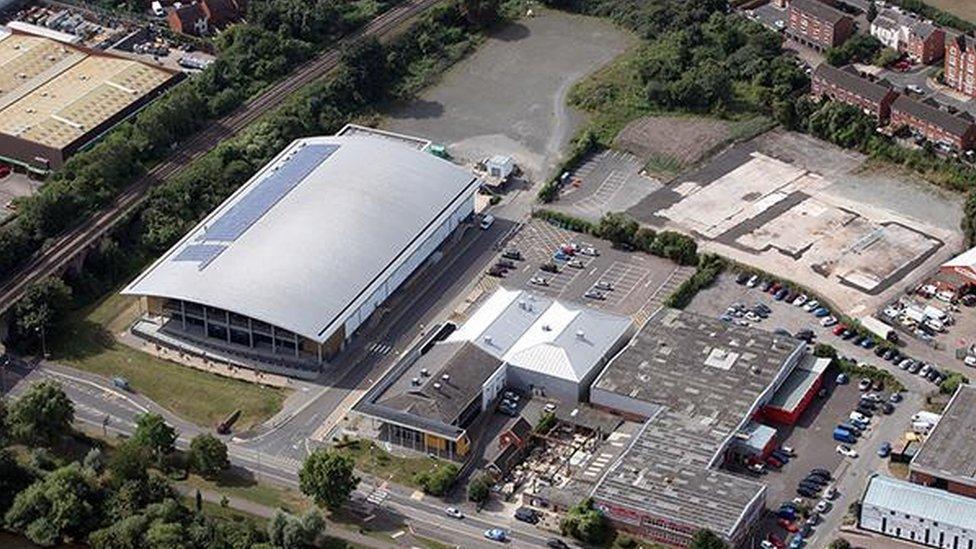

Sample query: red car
[0,164,10,178]
[832,324,847,336]
[768,534,785,549]
[892,59,911,72]
[766,456,783,469]
[776,518,799,533]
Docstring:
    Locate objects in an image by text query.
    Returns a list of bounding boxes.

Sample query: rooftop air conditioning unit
[433,382,442,390]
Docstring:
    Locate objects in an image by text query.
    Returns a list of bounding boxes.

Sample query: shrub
[415,463,459,496]
[665,254,726,308]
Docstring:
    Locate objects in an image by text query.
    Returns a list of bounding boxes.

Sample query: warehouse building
[352,288,633,459]
[910,385,976,498]
[0,27,181,171]
[588,309,807,547]
[123,135,481,376]
[860,474,976,548]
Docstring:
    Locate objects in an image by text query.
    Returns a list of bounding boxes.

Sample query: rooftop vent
[484,335,493,345]
[542,324,551,332]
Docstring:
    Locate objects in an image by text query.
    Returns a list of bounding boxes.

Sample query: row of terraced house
[812,63,976,150]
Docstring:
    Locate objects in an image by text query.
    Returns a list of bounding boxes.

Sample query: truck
[833,427,857,443]
[911,411,941,425]
[860,316,899,344]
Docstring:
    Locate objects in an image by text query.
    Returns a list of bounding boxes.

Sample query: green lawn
[333,439,447,489]
[50,292,287,430]
[183,471,309,513]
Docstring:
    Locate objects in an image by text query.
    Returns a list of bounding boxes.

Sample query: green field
[924,0,976,24]
[51,292,286,430]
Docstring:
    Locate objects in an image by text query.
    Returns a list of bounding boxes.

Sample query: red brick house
[787,0,855,51]
[946,33,976,98]
[891,95,976,150]
[812,63,898,119]
[166,0,240,36]
[906,20,945,65]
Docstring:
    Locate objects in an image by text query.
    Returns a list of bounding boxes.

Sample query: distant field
[925,0,976,24]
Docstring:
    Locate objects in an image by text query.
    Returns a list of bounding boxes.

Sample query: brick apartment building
[870,8,945,65]
[787,0,855,51]
[891,95,976,150]
[946,33,976,98]
[812,63,898,119]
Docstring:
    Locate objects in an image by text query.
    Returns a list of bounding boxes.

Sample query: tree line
[0,380,365,548]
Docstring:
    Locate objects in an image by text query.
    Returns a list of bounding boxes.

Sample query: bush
[532,209,597,234]
[940,372,969,395]
[665,254,726,308]
[467,472,493,503]
[535,412,557,434]
[826,34,883,66]
[649,230,698,265]
[415,463,459,496]
[561,498,612,545]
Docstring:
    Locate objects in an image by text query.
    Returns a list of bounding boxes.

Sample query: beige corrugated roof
[0,28,175,149]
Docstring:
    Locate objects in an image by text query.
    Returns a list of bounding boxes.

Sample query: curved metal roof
[123,135,480,343]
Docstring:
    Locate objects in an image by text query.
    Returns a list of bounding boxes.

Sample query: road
[0,0,442,319]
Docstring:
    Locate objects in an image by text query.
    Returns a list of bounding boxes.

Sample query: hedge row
[664,254,726,309]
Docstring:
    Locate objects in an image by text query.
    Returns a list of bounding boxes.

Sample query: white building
[123,135,481,374]
[860,474,976,549]
[871,8,909,50]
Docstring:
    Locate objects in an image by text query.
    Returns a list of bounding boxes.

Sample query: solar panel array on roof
[199,144,339,242]
[172,244,226,268]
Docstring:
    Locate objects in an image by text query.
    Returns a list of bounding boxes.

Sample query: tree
[866,2,878,22]
[633,227,656,252]
[467,473,493,503]
[108,439,151,484]
[131,413,177,462]
[267,508,326,549]
[596,212,639,247]
[0,399,7,446]
[462,0,500,27]
[963,189,976,247]
[299,449,359,511]
[415,463,459,496]
[12,277,72,347]
[4,463,102,546]
[0,448,32,514]
[188,434,229,478]
[561,498,612,545]
[829,539,852,549]
[940,372,969,395]
[649,231,698,265]
[689,529,729,549]
[874,47,902,68]
[8,380,73,446]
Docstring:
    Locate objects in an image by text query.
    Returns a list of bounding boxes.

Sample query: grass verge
[50,291,287,430]
[332,439,449,489]
[182,470,309,514]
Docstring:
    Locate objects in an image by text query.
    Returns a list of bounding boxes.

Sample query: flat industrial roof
[863,474,976,532]
[0,28,176,149]
[592,308,802,433]
[124,136,480,344]
[590,309,804,539]
[910,385,976,485]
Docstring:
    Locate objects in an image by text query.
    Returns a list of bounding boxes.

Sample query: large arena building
[0,27,181,171]
[123,134,481,375]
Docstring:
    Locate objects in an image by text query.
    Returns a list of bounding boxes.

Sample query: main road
[0,0,442,317]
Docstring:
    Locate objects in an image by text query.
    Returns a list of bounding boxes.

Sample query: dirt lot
[382,10,633,181]
[613,115,734,172]
[627,130,963,317]
[924,0,976,24]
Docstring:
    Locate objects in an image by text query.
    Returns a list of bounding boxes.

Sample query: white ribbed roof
[448,288,632,382]
[863,474,976,532]
[123,136,480,343]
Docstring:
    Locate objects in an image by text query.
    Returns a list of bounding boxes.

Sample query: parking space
[487,220,693,320]
[552,149,661,223]
[0,171,41,223]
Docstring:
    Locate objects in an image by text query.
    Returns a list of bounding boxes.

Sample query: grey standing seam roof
[123,136,480,343]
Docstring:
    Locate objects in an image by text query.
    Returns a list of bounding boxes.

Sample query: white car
[803,300,820,312]
[965,355,976,367]
[761,541,776,549]
[745,312,761,322]
[781,445,796,456]
[747,275,759,288]
[580,247,599,257]
[824,485,837,500]
[836,445,858,458]
[820,316,838,327]
[858,378,871,391]
[480,214,495,230]
[907,84,924,94]
[850,411,870,424]
[815,500,831,513]
[445,507,464,519]
[793,294,808,306]
[530,276,549,286]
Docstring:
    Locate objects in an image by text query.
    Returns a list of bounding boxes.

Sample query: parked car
[858,378,871,391]
[766,456,784,469]
[514,507,539,524]
[496,259,515,269]
[487,266,506,277]
[530,276,549,286]
[567,259,584,269]
[836,373,849,385]
[747,275,759,287]
[0,164,10,179]
[777,518,799,533]
[584,289,606,300]
[736,272,750,284]
[795,329,815,342]
[889,392,902,403]
[502,249,522,260]
[824,485,837,500]
[836,445,858,458]
[813,307,830,318]
[803,300,820,312]
[594,281,614,291]
[793,294,808,306]
[546,540,570,549]
[540,262,559,273]
[878,442,892,458]
[820,316,838,327]
[810,469,831,479]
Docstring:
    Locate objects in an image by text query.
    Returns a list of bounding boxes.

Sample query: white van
[479,214,495,230]
[151,1,164,16]
[912,421,933,435]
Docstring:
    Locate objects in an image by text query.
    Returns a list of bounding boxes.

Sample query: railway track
[0,0,442,316]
